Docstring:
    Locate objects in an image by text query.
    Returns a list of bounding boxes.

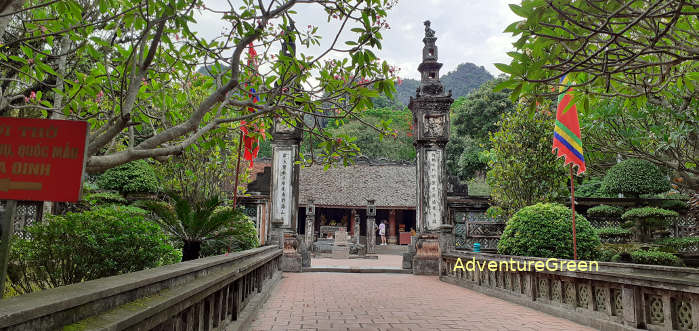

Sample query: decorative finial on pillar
[417,20,446,96]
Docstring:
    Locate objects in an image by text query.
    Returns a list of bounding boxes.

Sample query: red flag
[241,43,261,168]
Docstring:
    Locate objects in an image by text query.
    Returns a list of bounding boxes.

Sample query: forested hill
[393,63,494,106]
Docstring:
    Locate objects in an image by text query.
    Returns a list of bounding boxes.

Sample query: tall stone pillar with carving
[304,199,315,250]
[404,20,454,275]
[366,199,377,254]
[271,115,303,272]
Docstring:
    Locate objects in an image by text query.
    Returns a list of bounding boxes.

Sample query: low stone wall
[0,246,282,330]
[440,251,699,331]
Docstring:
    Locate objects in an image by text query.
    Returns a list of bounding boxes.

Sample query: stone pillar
[270,114,303,272]
[388,209,397,244]
[354,213,361,245]
[304,199,316,267]
[404,20,453,275]
[366,199,377,254]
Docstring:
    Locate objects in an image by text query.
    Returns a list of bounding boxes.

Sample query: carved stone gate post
[366,199,377,254]
[404,20,454,275]
[270,116,304,272]
[304,199,315,267]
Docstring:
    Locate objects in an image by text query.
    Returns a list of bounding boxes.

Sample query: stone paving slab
[304,266,412,274]
[248,273,595,331]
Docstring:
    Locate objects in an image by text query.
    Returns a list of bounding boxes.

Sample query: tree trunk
[182,241,201,261]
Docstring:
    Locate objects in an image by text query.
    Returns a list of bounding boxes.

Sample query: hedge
[601,159,671,197]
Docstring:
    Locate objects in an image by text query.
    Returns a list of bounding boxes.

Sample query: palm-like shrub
[138,194,250,261]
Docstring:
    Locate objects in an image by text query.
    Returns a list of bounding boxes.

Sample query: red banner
[0,117,88,202]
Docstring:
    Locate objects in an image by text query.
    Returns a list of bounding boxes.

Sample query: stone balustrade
[441,251,699,331]
[0,246,282,331]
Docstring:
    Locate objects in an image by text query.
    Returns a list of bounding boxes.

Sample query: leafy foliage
[82,191,128,206]
[96,160,160,195]
[486,108,568,216]
[581,99,697,190]
[627,250,683,267]
[621,207,678,243]
[2,0,399,173]
[497,0,697,115]
[137,194,255,261]
[576,177,614,198]
[498,203,600,260]
[8,206,180,295]
[601,159,671,197]
[447,78,515,180]
[595,227,632,239]
[586,205,624,219]
[654,237,699,253]
[325,107,414,162]
[497,1,698,190]
[622,207,679,221]
[598,243,641,262]
[659,199,689,211]
[200,208,259,257]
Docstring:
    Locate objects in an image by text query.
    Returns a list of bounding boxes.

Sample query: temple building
[239,158,417,245]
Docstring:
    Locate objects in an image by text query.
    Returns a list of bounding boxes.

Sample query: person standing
[378,220,387,245]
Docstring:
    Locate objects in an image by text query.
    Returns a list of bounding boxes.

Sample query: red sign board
[0,117,88,202]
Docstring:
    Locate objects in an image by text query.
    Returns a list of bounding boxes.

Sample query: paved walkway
[249,273,595,331]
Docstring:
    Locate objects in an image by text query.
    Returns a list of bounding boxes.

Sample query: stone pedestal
[402,235,416,269]
[331,229,350,259]
[412,233,441,275]
[281,232,302,272]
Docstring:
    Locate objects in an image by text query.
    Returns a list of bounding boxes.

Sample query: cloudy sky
[193,0,520,80]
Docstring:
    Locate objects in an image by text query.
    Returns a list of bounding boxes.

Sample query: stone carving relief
[273,147,293,226]
[424,115,445,137]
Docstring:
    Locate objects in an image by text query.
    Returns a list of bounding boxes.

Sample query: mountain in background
[393,63,494,106]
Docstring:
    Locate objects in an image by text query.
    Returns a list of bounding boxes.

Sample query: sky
[192,0,520,80]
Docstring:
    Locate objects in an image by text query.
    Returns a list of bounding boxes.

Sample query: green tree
[497,1,698,188]
[447,78,515,180]
[582,100,697,190]
[326,107,414,162]
[1,0,398,173]
[138,194,249,261]
[485,108,568,217]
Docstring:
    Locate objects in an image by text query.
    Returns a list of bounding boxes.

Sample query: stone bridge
[1,245,698,330]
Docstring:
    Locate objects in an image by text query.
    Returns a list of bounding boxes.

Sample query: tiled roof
[298,163,416,208]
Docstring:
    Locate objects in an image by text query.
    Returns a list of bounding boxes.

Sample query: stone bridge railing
[441,251,699,331]
[0,246,282,331]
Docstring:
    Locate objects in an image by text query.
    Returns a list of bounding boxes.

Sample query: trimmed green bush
[622,207,678,242]
[622,207,678,222]
[595,227,632,238]
[83,191,128,206]
[629,250,683,266]
[654,237,699,253]
[659,199,689,211]
[599,243,640,262]
[96,160,160,194]
[8,206,180,295]
[587,205,624,218]
[601,159,671,197]
[497,203,600,260]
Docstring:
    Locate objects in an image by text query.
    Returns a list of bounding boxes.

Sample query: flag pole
[570,164,578,260]
[227,132,244,256]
